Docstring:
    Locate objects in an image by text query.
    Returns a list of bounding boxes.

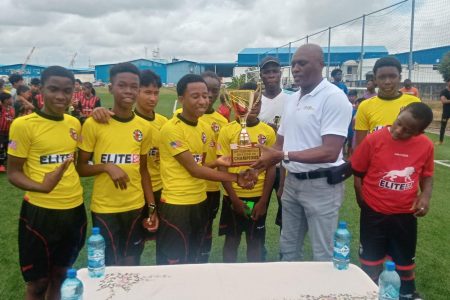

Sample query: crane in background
[69,52,78,68]
[19,46,36,74]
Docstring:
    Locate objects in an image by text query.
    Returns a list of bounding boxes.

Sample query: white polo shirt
[258,90,289,127]
[278,78,352,173]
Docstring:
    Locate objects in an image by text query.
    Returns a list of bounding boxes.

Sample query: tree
[227,74,246,89]
[438,51,450,82]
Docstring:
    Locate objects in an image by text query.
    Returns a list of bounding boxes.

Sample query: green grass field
[0,87,449,299]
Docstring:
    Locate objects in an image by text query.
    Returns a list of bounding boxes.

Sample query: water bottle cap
[338,221,347,229]
[385,261,396,271]
[92,227,100,235]
[67,268,77,278]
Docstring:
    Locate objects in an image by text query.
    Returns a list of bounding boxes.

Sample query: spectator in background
[71,79,83,117]
[0,92,15,172]
[437,79,450,145]
[0,79,7,94]
[363,79,377,99]
[346,90,358,156]
[8,73,24,103]
[15,85,34,117]
[30,78,44,110]
[400,79,420,98]
[331,68,348,95]
[78,82,101,123]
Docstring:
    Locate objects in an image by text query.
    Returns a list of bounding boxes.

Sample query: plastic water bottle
[333,221,351,270]
[61,268,83,300]
[87,227,105,278]
[378,261,401,300]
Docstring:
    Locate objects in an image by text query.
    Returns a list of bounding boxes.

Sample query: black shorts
[156,200,208,265]
[19,200,87,282]
[92,206,146,265]
[359,203,417,269]
[206,191,221,221]
[219,196,267,241]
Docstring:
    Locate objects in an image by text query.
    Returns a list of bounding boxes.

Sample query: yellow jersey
[78,114,152,213]
[8,111,83,209]
[135,110,168,192]
[160,114,208,205]
[200,111,228,192]
[217,120,275,198]
[355,93,420,133]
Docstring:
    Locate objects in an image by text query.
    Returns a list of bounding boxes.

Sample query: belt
[292,169,330,180]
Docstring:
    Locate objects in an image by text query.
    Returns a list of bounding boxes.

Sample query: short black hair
[75,79,82,85]
[176,74,206,96]
[41,66,75,85]
[373,56,402,75]
[402,102,433,132]
[201,71,220,83]
[239,82,257,90]
[9,73,23,85]
[30,78,40,86]
[0,92,12,103]
[83,82,93,89]
[348,89,357,96]
[331,69,342,77]
[110,62,140,83]
[17,85,30,96]
[141,69,162,88]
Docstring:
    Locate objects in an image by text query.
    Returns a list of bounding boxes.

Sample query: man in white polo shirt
[252,44,352,261]
[258,56,290,228]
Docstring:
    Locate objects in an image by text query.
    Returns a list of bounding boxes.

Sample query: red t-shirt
[216,104,231,122]
[351,127,434,214]
[78,95,101,117]
[0,105,15,134]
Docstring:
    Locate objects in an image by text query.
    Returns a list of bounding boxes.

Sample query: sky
[0,0,448,67]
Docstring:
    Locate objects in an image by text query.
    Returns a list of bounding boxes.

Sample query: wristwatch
[148,203,156,216]
[283,151,289,163]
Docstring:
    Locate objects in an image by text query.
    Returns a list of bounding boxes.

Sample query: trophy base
[230,143,261,166]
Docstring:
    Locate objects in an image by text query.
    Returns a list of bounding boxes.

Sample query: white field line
[434,160,450,168]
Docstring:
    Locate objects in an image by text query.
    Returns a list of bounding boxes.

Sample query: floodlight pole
[408,0,415,79]
[359,14,366,83]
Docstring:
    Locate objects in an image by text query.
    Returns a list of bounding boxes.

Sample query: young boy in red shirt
[351,102,434,300]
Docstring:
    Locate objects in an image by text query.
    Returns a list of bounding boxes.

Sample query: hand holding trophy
[222,82,263,166]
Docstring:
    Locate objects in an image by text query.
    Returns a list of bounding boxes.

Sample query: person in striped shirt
[77,82,101,123]
[0,92,15,172]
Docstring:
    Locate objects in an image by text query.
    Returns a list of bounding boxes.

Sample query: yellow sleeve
[354,102,369,131]
[266,127,276,147]
[161,123,189,157]
[8,118,30,158]
[78,118,96,153]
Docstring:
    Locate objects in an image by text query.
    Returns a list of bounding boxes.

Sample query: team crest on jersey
[69,128,78,141]
[133,129,143,142]
[378,166,415,191]
[201,132,207,144]
[211,122,220,133]
[258,134,267,145]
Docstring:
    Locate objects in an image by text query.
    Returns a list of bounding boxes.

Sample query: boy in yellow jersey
[217,82,276,262]
[355,56,420,147]
[77,63,158,266]
[157,74,256,265]
[91,70,167,209]
[7,66,87,300]
[172,71,228,263]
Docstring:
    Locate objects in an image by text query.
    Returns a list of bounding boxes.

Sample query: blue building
[237,46,389,67]
[95,59,167,84]
[393,45,450,65]
[166,60,204,84]
[0,64,94,79]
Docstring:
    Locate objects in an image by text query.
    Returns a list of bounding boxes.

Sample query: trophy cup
[223,83,263,166]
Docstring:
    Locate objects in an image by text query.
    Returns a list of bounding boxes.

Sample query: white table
[78,262,378,300]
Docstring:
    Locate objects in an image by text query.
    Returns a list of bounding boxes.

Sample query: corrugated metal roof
[238,46,388,55]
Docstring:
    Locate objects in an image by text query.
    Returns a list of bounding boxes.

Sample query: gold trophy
[222,82,263,166]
